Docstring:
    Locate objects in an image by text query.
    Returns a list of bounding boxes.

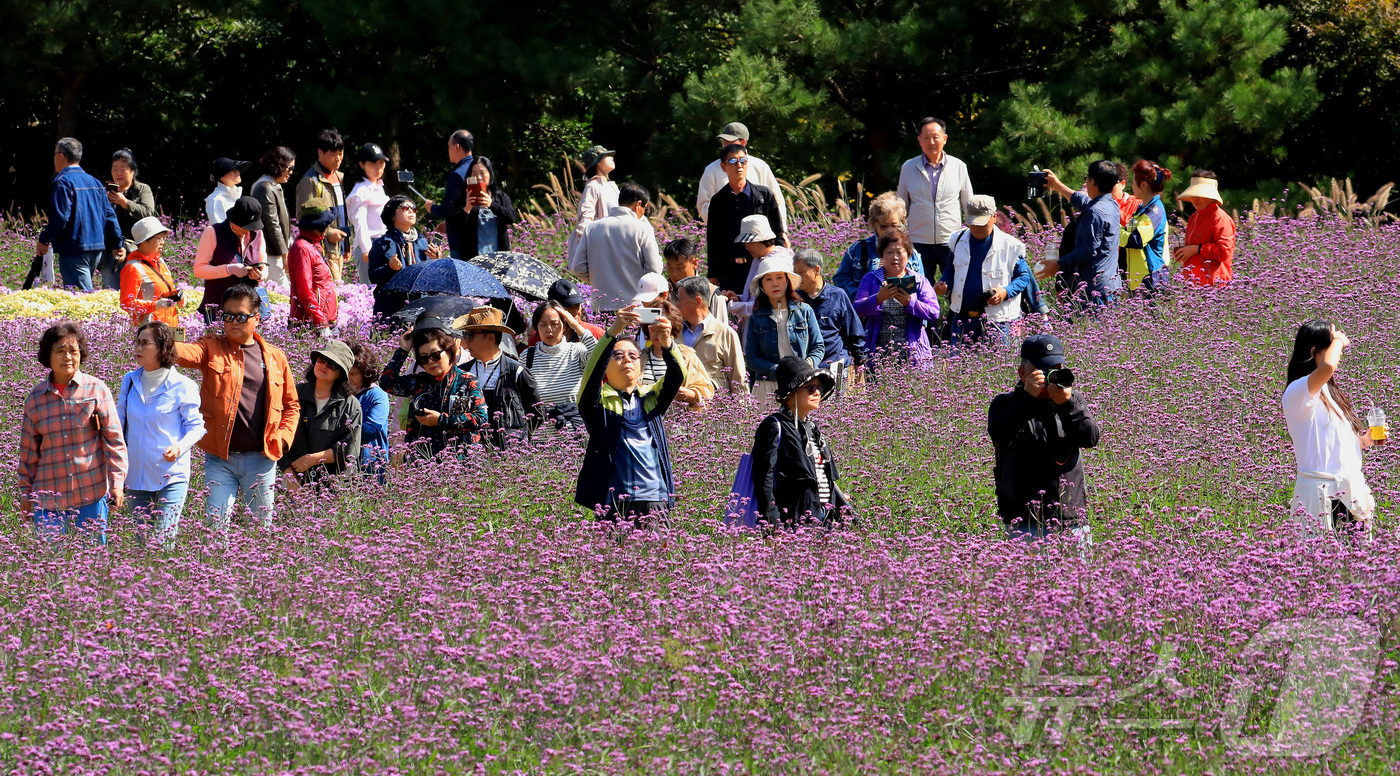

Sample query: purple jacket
[853,270,940,362]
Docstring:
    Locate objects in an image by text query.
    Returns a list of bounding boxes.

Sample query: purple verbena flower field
[0,211,1397,774]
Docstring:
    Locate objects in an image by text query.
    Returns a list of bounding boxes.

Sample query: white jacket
[896,153,973,246]
[567,206,663,311]
[696,154,788,229]
[947,227,1026,323]
[205,183,241,225]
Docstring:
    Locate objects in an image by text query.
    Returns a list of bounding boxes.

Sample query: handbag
[724,421,782,527]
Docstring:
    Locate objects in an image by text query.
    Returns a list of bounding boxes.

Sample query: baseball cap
[1020,335,1066,372]
[717,122,750,143]
[632,272,669,304]
[357,143,388,163]
[547,278,585,307]
[966,195,997,227]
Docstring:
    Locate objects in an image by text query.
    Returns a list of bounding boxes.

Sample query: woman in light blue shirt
[117,322,205,547]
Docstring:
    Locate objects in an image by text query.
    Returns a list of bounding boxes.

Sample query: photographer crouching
[988,335,1101,546]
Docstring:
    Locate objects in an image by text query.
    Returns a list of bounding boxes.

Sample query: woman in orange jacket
[119,217,182,326]
[1173,170,1236,285]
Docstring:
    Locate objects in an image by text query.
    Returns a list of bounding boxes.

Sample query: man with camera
[988,335,1101,545]
[934,195,1033,348]
[1039,161,1123,310]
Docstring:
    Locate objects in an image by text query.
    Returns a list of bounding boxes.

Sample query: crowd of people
[19,118,1381,545]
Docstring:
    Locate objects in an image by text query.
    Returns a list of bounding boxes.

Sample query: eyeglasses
[415,349,448,365]
[723,157,749,168]
[134,339,157,348]
[221,311,258,323]
[610,351,642,363]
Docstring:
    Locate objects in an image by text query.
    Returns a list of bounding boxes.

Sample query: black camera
[170,289,184,306]
[963,290,995,317]
[1046,367,1075,388]
[1027,170,1048,199]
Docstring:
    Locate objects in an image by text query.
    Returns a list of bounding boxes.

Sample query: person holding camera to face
[988,335,1101,545]
[934,195,1033,350]
[1039,161,1123,310]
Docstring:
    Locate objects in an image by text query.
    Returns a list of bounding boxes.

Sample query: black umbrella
[469,251,561,301]
[391,295,479,326]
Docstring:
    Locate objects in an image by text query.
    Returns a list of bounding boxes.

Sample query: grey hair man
[675,276,747,395]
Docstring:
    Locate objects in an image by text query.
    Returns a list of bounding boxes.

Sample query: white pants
[1292,471,1375,537]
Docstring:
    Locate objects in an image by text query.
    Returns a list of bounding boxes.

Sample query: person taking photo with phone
[853,227,939,366]
[988,335,1100,546]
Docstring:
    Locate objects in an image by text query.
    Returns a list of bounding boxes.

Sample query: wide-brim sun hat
[458,306,517,336]
[1177,176,1222,203]
[774,355,835,401]
[131,217,170,244]
[311,339,355,377]
[747,253,801,300]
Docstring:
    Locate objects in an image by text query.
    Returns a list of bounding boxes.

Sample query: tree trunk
[56,73,87,139]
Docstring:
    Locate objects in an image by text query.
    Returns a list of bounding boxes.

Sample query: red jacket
[1180,202,1235,285]
[287,235,338,326]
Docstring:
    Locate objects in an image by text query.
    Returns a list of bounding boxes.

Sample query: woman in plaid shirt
[18,322,128,545]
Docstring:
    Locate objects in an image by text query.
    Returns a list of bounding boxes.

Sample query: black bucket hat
[774,356,835,402]
[226,196,264,231]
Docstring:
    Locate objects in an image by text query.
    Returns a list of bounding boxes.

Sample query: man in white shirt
[896,117,974,280]
[694,122,788,231]
[567,182,664,313]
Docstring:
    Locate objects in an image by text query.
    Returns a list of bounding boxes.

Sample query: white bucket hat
[734,214,778,243]
[747,253,801,300]
[131,217,170,245]
[1177,176,1222,204]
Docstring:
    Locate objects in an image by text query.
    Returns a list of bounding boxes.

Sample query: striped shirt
[19,372,128,511]
[524,329,598,406]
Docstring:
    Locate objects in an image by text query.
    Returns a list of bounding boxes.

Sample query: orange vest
[120,251,180,326]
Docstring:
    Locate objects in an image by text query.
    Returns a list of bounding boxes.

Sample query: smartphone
[636,307,660,325]
[397,170,415,184]
[105,182,119,193]
[467,175,487,199]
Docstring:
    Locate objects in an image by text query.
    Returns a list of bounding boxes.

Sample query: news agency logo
[1004,616,1380,755]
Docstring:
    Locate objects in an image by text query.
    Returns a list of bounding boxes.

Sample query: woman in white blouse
[566,146,618,259]
[522,301,598,431]
[1282,320,1386,537]
[346,143,390,285]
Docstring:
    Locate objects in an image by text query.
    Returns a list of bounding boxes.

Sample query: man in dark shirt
[988,335,1100,546]
[705,144,785,295]
[1043,160,1123,309]
[794,249,863,370]
[423,129,475,257]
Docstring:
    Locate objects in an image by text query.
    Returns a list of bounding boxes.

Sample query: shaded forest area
[3,0,1397,218]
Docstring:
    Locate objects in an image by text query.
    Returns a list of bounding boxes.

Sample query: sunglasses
[220,311,258,323]
[399,204,417,213]
[610,351,642,363]
[723,157,749,168]
[799,384,823,396]
[312,353,332,366]
[415,348,448,365]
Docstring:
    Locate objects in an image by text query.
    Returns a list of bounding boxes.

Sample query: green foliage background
[1,0,1396,216]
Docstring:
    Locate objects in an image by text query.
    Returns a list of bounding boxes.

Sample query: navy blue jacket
[799,282,864,367]
[1060,191,1122,296]
[39,166,123,254]
[429,156,474,255]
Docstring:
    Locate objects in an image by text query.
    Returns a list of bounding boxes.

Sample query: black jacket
[464,353,541,449]
[279,383,363,482]
[456,192,517,255]
[751,409,848,527]
[705,182,785,294]
[987,385,1100,528]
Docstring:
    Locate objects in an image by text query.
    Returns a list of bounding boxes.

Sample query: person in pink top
[1173,170,1236,285]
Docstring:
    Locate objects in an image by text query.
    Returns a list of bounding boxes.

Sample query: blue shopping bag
[725,453,761,527]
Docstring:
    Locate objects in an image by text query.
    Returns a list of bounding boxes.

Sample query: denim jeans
[128,480,191,548]
[204,451,278,531]
[58,250,104,290]
[100,249,125,290]
[34,497,109,546]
